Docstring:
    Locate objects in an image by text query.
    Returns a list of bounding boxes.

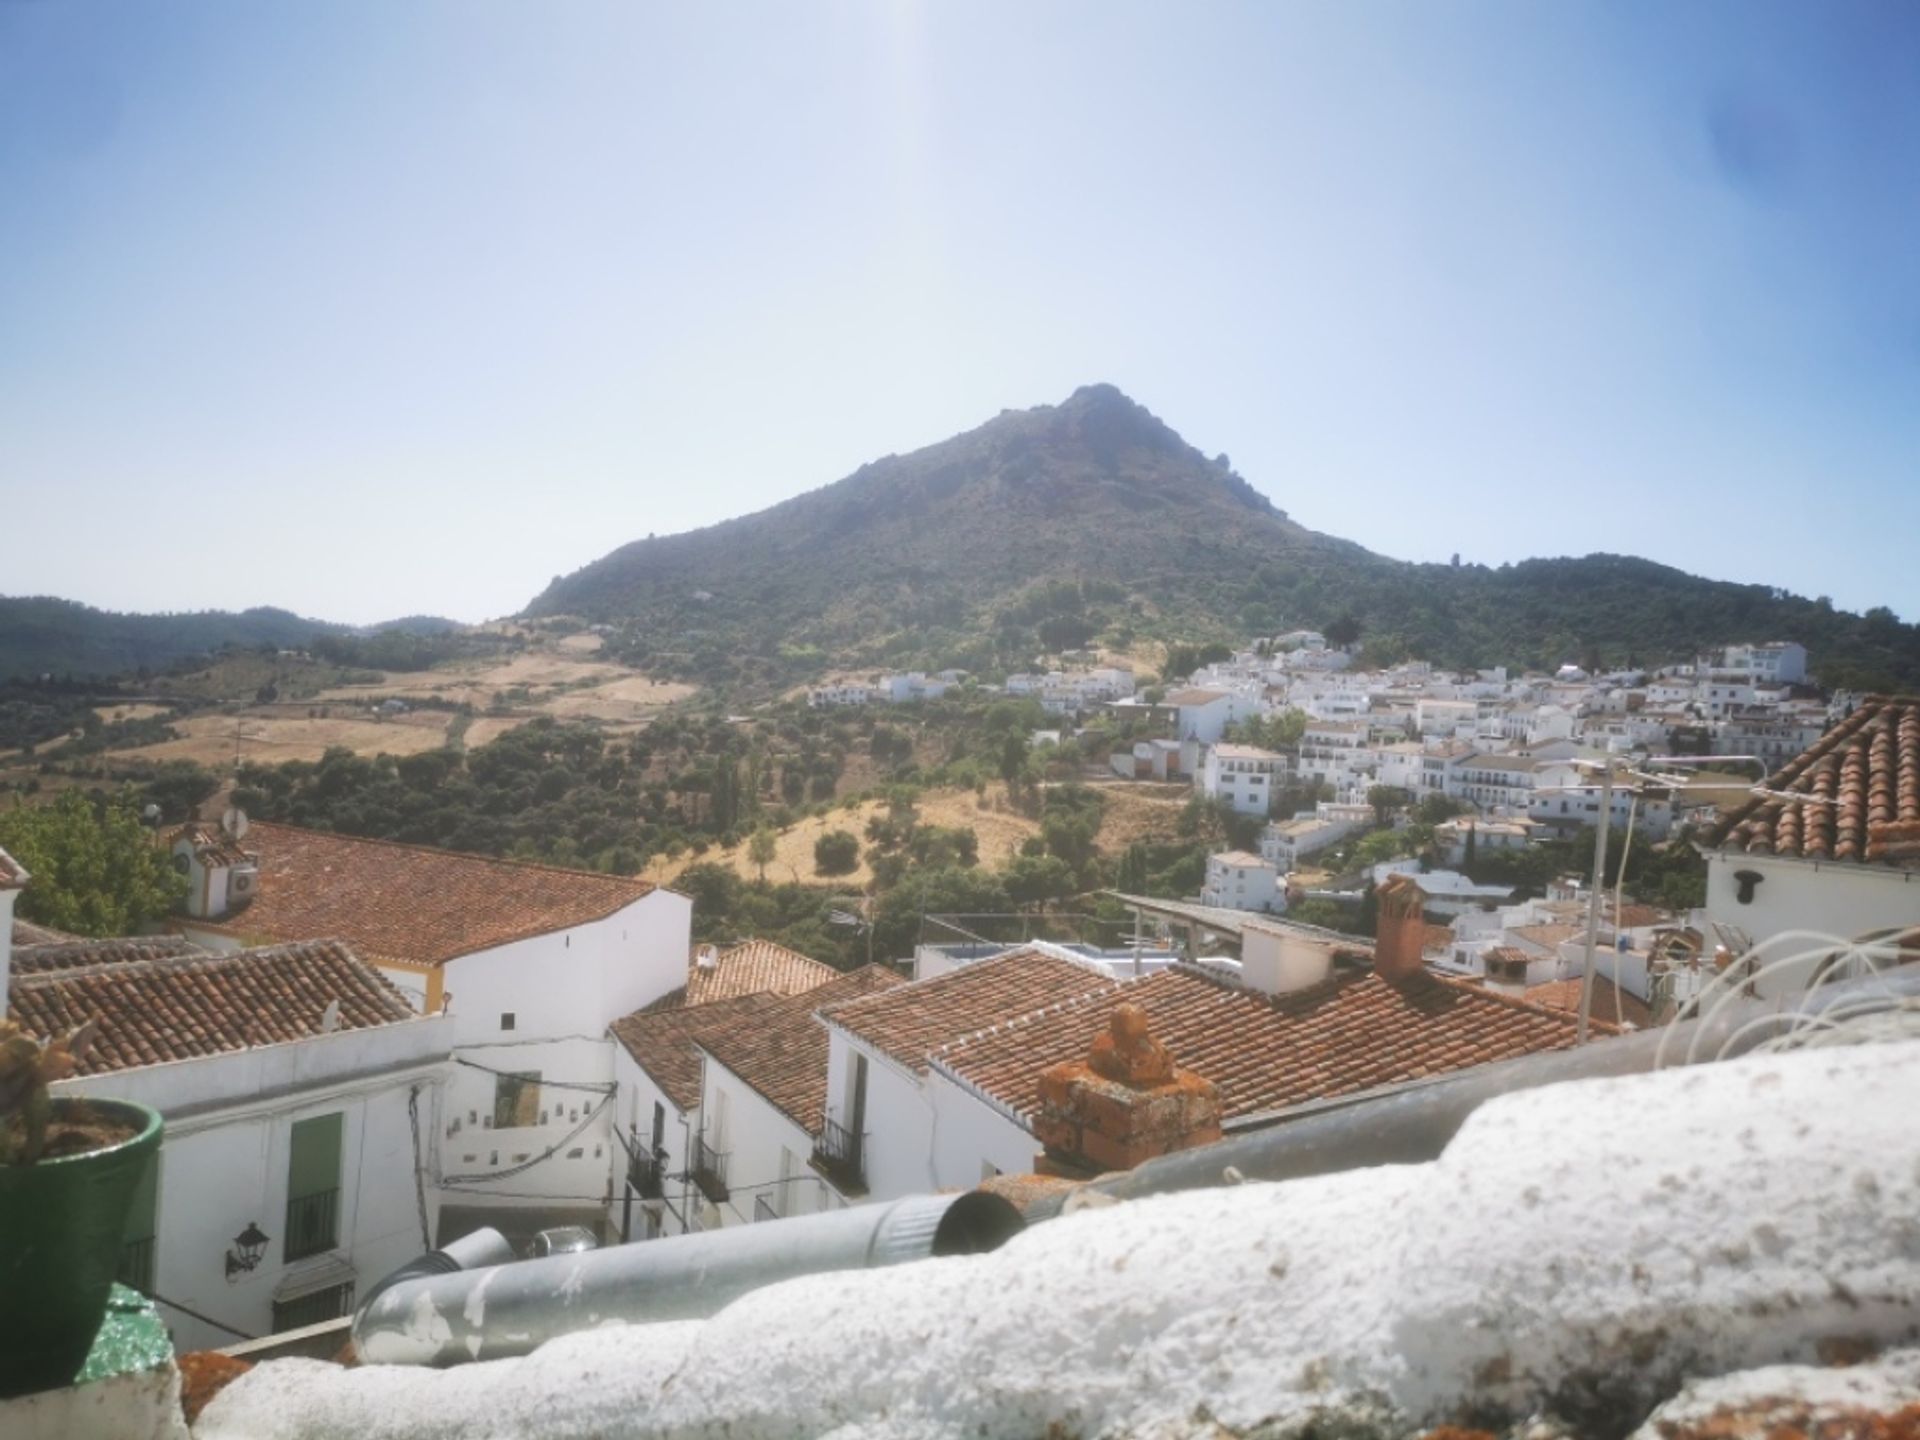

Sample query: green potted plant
[0,1019,163,1399]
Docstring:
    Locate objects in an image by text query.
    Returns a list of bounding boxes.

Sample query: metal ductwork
[354,1190,1024,1367]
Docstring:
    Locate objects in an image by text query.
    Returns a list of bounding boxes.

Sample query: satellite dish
[222,807,250,840]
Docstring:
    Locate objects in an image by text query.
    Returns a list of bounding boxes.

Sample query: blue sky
[2,2,1916,626]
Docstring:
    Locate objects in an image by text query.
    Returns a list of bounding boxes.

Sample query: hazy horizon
[4,2,1917,627]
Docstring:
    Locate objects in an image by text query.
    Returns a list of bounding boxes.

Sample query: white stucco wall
[407,890,691,1218]
[820,1029,937,1203]
[696,1055,829,1229]
[609,1045,697,1241]
[60,1021,452,1354]
[1703,850,1920,957]
[926,1069,1040,1188]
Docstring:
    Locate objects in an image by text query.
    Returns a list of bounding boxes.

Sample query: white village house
[1703,694,1920,958]
[171,820,691,1244]
[1197,743,1289,817]
[606,939,876,1240]
[3,861,455,1352]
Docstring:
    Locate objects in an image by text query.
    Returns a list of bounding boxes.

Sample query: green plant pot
[0,1098,163,1399]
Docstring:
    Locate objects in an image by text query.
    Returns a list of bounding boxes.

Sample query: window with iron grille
[272,1280,356,1333]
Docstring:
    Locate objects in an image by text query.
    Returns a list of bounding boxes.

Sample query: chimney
[1238,918,1338,996]
[1374,872,1428,984]
[1034,1003,1221,1178]
[0,847,27,1003]
[695,944,720,970]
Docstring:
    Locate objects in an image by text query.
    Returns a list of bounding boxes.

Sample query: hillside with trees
[528,385,1920,692]
[0,596,466,683]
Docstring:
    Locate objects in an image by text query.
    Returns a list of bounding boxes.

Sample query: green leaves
[0,791,184,937]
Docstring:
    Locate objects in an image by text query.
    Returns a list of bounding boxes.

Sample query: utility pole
[1575,762,1615,1044]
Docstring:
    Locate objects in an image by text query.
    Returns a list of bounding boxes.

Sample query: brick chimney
[1034,1003,1221,1178]
[1373,872,1428,984]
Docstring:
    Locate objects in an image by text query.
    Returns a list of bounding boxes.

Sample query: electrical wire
[407,1083,433,1251]
[441,1093,615,1186]
[151,1291,257,1342]
[453,1056,617,1096]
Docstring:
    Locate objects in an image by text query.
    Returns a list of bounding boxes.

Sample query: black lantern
[225,1222,271,1279]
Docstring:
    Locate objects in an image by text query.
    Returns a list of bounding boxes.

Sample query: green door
[285,1113,343,1260]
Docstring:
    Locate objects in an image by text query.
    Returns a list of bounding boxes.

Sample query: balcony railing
[117,1235,155,1296]
[690,1135,730,1204]
[284,1187,340,1262]
[627,1149,664,1201]
[811,1116,867,1196]
[754,1194,779,1224]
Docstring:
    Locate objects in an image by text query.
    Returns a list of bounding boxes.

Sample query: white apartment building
[1260,811,1365,872]
[1198,743,1290,816]
[1709,642,1808,686]
[807,683,873,707]
[1166,687,1261,745]
[1200,851,1285,913]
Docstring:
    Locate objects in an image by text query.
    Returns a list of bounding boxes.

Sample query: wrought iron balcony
[811,1116,867,1196]
[117,1235,155,1296]
[627,1149,664,1200]
[284,1187,340,1262]
[690,1134,730,1204]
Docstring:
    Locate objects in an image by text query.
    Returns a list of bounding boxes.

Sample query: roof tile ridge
[1426,969,1619,1032]
[249,821,659,889]
[929,978,1125,1062]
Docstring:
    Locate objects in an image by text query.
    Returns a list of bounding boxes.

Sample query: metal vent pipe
[354,1189,1023,1367]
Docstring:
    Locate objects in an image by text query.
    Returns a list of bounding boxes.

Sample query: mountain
[0,597,465,681]
[530,385,1920,692]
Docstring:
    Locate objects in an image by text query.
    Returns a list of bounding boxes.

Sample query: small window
[500,1012,516,1031]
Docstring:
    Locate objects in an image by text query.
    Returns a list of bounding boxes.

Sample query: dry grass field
[118,710,453,767]
[94,702,175,725]
[543,675,697,726]
[642,782,1190,890]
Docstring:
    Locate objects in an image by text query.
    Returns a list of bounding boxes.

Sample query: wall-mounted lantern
[225,1222,271,1279]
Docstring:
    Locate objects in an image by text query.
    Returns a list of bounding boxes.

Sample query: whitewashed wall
[417,890,691,1218]
[926,1069,1040,1187]
[696,1054,828,1228]
[59,1020,451,1355]
[821,1029,936,1203]
[1703,851,1920,956]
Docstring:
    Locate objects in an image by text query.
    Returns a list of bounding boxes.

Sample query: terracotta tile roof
[167,821,253,868]
[646,939,841,1013]
[608,991,786,1114]
[1524,976,1657,1029]
[1508,923,1582,951]
[820,947,1120,1075]
[11,918,79,947]
[696,966,908,1131]
[7,939,418,1076]
[181,822,661,968]
[931,963,1602,1126]
[1165,688,1229,706]
[11,936,203,976]
[1712,695,1920,867]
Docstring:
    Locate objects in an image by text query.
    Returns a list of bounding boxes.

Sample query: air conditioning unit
[227,864,260,905]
